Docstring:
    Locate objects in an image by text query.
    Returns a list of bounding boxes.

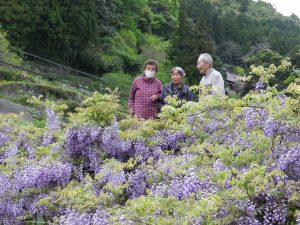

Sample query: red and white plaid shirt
[128,75,162,119]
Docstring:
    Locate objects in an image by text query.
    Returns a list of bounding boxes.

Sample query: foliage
[233,66,246,76]
[0,0,98,65]
[99,29,140,73]
[139,34,169,65]
[0,61,299,224]
[138,34,171,84]
[68,90,120,126]
[0,0,179,77]
[168,0,214,84]
[1,1,300,224]
[290,46,300,68]
[1,0,300,96]
[217,41,243,66]
[146,0,179,39]
[167,0,300,86]
[0,81,84,104]
[244,49,284,67]
[0,31,22,65]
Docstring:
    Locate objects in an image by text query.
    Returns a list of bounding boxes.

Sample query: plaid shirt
[128,75,163,119]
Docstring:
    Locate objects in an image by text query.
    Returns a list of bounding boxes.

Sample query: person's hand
[150,94,158,101]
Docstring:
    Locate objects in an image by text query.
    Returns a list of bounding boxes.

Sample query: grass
[0,67,131,120]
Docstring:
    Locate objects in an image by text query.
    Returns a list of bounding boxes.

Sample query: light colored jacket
[199,68,225,96]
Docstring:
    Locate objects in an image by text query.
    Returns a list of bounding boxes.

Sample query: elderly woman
[128,59,163,119]
[158,66,193,110]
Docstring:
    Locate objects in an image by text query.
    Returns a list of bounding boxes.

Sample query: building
[225,72,244,95]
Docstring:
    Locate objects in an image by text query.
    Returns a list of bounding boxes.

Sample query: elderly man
[197,53,225,96]
[128,59,163,119]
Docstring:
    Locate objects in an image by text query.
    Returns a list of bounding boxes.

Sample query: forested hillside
[1,0,300,85]
[0,0,178,75]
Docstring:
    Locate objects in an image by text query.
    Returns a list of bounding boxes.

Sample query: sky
[264,0,300,17]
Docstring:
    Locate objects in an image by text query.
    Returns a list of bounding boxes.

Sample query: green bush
[68,90,120,126]
[0,31,22,65]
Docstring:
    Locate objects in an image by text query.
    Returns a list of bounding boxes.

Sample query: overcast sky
[264,0,300,17]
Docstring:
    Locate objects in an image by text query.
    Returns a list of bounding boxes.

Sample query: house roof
[226,72,237,83]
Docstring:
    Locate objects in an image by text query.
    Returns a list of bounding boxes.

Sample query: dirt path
[0,98,32,121]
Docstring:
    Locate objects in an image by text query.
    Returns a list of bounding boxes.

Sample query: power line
[28,62,101,84]
[0,60,91,92]
[1,43,132,100]
[0,60,130,115]
[6,44,131,98]
[1,43,132,98]
[0,59,129,101]
[7,45,131,89]
[0,60,130,114]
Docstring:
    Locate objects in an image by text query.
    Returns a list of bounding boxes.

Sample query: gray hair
[198,53,213,66]
[170,66,185,77]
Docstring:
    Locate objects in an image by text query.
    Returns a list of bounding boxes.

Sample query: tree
[0,0,98,67]
[168,0,214,84]
[147,0,179,39]
[0,31,22,65]
[218,41,243,66]
[290,45,300,68]
[240,0,250,12]
[244,48,283,67]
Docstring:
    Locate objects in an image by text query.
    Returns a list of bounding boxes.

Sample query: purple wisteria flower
[242,107,268,131]
[151,173,215,200]
[255,81,265,90]
[90,209,110,225]
[59,210,91,225]
[236,216,261,225]
[263,117,279,137]
[153,129,188,151]
[59,208,109,225]
[4,143,18,159]
[0,199,23,225]
[0,131,10,148]
[252,192,287,225]
[96,165,126,189]
[133,139,163,162]
[213,158,227,172]
[45,108,60,131]
[277,145,300,181]
[127,170,147,198]
[235,199,256,216]
[296,215,300,225]
[64,125,102,172]
[101,121,133,161]
[13,161,72,190]
[0,173,10,196]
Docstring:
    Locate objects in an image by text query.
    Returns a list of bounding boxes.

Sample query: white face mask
[145,70,155,78]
